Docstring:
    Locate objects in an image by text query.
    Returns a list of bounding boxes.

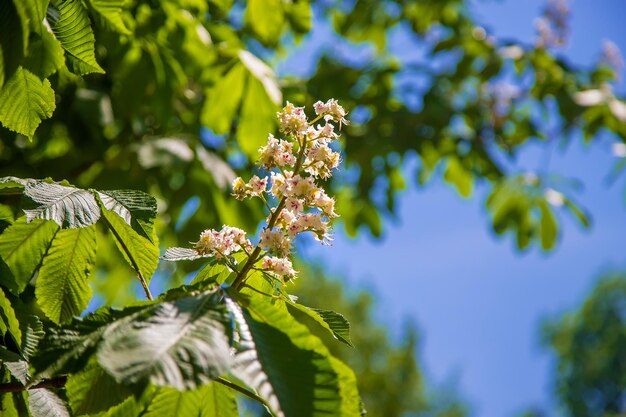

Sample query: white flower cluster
[195,99,348,282]
[194,226,253,258]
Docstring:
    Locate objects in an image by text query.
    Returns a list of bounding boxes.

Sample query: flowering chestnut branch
[191,100,349,290]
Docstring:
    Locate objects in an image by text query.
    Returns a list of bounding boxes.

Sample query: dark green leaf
[0,287,22,344]
[229,295,361,417]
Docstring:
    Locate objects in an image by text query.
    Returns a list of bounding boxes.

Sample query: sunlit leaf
[49,0,104,75]
[24,181,101,228]
[36,226,97,323]
[0,67,55,138]
[0,217,58,294]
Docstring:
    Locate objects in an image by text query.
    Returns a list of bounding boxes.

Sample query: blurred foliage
[542,274,626,417]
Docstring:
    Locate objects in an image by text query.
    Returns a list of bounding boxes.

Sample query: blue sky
[291,1,626,416]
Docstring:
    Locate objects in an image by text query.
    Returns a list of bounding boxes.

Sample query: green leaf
[66,360,134,416]
[48,0,104,75]
[191,262,232,286]
[33,307,144,379]
[539,200,558,251]
[288,301,353,347]
[244,0,285,45]
[228,295,362,417]
[142,383,238,417]
[85,0,131,35]
[97,291,232,389]
[36,226,97,323]
[23,28,65,79]
[20,315,44,360]
[238,70,277,159]
[0,218,59,294]
[201,63,246,135]
[0,66,56,138]
[28,388,70,417]
[161,247,208,262]
[0,346,29,385]
[101,207,158,285]
[444,157,473,198]
[0,287,22,344]
[24,182,101,228]
[97,189,158,243]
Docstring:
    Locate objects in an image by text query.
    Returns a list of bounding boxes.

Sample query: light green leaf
[201,63,246,134]
[0,66,56,138]
[24,28,65,79]
[97,291,232,389]
[28,388,70,417]
[101,207,158,285]
[444,157,473,198]
[238,71,277,159]
[142,383,238,417]
[0,287,22,344]
[36,226,97,323]
[244,0,285,45]
[239,50,281,105]
[49,0,104,75]
[191,262,232,286]
[0,217,59,294]
[85,0,131,35]
[538,200,558,251]
[66,360,134,416]
[229,295,362,417]
[24,181,101,228]
[287,301,353,346]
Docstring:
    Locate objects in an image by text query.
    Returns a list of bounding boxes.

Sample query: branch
[0,376,67,393]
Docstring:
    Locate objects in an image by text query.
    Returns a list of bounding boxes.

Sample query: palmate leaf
[97,291,232,390]
[35,291,232,391]
[228,295,361,417]
[20,315,44,360]
[28,388,70,417]
[97,189,158,243]
[101,207,159,284]
[48,0,104,75]
[0,217,59,294]
[24,181,101,228]
[0,66,56,138]
[201,63,246,134]
[244,0,285,45]
[35,225,97,323]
